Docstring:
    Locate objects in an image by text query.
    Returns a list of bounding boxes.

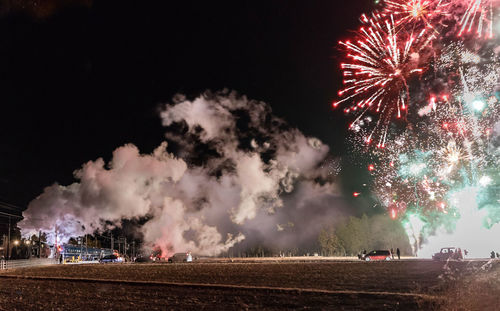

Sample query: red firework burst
[384,0,449,32]
[333,13,433,147]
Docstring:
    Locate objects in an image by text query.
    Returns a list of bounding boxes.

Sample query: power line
[0,201,23,212]
[0,211,23,219]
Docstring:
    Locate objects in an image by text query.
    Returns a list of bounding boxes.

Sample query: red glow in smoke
[390,208,397,219]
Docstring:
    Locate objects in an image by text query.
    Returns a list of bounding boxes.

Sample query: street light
[13,240,19,246]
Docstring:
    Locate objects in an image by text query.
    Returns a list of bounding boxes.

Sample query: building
[0,202,24,259]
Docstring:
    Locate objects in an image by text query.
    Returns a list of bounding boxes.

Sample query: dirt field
[0,259,499,310]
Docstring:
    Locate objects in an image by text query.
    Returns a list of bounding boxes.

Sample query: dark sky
[0,0,375,207]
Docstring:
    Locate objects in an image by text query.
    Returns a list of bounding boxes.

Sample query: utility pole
[7,216,10,260]
[117,236,125,256]
[1,234,5,258]
[110,233,114,251]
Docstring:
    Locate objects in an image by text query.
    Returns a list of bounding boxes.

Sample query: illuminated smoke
[20,91,344,256]
[418,187,500,258]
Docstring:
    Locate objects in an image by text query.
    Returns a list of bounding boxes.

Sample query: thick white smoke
[20,90,345,256]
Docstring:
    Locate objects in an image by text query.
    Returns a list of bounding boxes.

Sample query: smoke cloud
[20,90,346,256]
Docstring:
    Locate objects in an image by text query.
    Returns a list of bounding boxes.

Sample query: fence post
[0,259,5,270]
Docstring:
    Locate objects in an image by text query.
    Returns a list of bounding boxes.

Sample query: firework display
[334,13,433,147]
[335,0,500,256]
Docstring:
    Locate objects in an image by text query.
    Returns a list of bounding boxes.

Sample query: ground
[0,258,499,310]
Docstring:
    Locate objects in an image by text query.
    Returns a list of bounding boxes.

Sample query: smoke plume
[20,90,346,256]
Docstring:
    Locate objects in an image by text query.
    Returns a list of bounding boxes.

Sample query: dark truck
[432,247,463,261]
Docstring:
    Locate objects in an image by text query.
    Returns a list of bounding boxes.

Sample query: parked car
[153,256,166,262]
[363,250,392,261]
[134,255,153,263]
[168,252,193,263]
[99,254,119,263]
[432,247,462,261]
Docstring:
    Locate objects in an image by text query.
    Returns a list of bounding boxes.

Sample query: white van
[167,252,193,263]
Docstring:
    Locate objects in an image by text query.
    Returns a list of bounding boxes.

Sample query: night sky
[0,0,375,208]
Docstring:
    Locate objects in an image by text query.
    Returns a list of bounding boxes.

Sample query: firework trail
[457,0,494,38]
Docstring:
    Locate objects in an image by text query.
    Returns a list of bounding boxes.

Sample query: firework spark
[384,0,449,32]
[334,13,432,147]
[372,52,500,252]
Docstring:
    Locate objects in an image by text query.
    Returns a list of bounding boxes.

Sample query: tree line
[318,214,412,256]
